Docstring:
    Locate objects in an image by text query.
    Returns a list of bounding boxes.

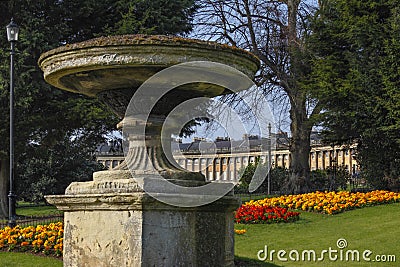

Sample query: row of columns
[96,146,360,180]
[178,154,265,182]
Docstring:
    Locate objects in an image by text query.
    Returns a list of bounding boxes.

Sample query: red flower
[235,205,300,224]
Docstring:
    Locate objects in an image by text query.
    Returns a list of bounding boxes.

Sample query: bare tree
[194,0,321,193]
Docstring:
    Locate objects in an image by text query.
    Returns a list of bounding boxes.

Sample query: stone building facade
[96,133,359,182]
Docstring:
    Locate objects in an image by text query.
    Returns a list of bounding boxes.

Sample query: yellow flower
[234,229,247,235]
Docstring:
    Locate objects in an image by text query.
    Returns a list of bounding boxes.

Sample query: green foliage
[16,136,105,203]
[237,161,350,194]
[308,0,400,189]
[309,166,350,191]
[235,162,255,194]
[263,167,289,194]
[110,0,197,35]
[235,160,289,194]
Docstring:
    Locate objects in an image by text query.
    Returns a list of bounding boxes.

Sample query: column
[226,157,231,181]
[219,157,223,180]
[213,158,217,181]
[233,157,237,181]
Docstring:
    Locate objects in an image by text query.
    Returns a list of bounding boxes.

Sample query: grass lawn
[235,202,400,266]
[0,204,62,227]
[16,204,62,217]
[237,194,269,203]
[0,252,62,267]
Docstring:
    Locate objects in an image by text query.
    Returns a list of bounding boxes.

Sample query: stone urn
[39,35,259,267]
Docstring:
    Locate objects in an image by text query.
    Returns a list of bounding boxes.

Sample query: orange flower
[241,190,400,215]
[234,229,247,235]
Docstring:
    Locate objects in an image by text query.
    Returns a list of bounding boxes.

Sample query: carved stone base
[64,170,208,195]
[46,191,239,267]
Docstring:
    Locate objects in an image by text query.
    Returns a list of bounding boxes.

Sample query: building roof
[95,131,323,156]
[95,140,123,155]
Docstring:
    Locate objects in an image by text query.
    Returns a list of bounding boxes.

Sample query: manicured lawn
[16,204,62,217]
[0,252,62,267]
[0,204,62,227]
[237,194,269,203]
[235,203,400,266]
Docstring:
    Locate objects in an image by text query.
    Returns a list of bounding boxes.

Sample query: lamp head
[6,19,19,42]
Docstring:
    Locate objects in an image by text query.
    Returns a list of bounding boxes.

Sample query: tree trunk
[0,158,9,219]
[286,96,312,194]
[283,0,313,194]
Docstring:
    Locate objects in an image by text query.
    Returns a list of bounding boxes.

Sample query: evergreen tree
[308,0,400,189]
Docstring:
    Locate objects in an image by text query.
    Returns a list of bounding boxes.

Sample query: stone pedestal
[46,171,239,267]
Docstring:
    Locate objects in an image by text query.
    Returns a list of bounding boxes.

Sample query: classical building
[95,132,359,182]
[96,140,124,170]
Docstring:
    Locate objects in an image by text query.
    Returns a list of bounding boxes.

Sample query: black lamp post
[267,123,272,196]
[6,18,19,228]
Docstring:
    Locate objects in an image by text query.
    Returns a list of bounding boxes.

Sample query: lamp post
[6,18,19,228]
[267,123,272,196]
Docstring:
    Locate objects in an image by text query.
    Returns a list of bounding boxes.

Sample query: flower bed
[246,190,400,215]
[0,222,63,257]
[235,205,300,224]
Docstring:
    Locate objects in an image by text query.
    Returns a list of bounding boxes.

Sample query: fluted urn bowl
[39,35,260,186]
[38,35,259,118]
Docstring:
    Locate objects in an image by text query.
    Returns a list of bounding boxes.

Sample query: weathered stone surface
[46,192,239,267]
[38,35,260,98]
[64,170,209,195]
